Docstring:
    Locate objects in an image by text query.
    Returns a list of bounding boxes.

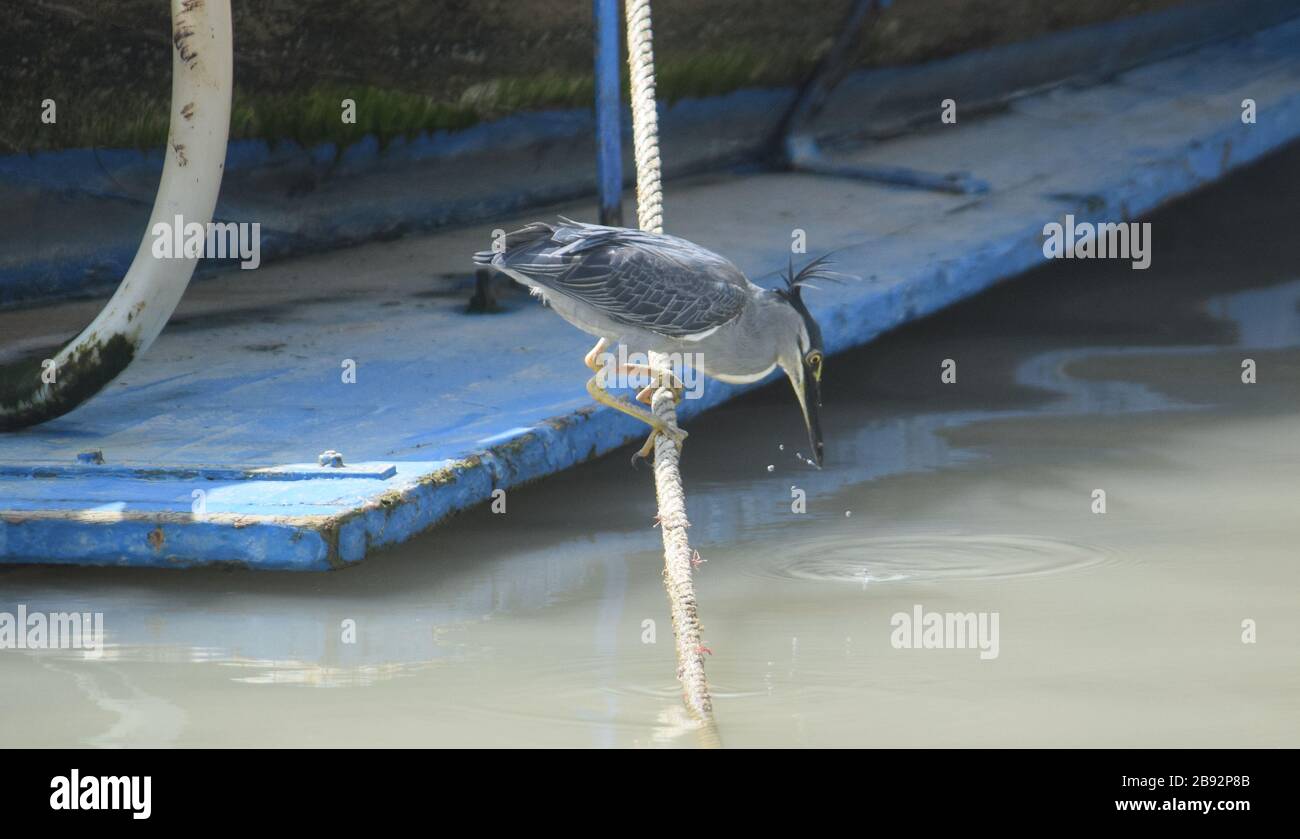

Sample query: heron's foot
[630,366,685,405]
[586,367,687,467]
[587,372,679,438]
[630,421,687,465]
[635,383,685,405]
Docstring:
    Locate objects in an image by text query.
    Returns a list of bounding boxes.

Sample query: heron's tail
[473,221,557,267]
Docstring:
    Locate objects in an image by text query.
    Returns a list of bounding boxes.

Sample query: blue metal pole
[593,0,624,227]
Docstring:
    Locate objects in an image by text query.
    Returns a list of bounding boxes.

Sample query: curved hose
[0,0,233,430]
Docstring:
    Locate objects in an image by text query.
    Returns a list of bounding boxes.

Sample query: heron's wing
[491,222,750,338]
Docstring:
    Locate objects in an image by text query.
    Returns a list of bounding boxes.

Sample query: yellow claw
[585,369,686,464]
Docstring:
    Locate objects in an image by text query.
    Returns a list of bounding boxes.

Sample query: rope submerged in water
[624,0,716,728]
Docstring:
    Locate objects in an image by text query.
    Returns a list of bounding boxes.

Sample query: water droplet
[778,444,784,451]
[845,510,852,518]
[766,464,775,472]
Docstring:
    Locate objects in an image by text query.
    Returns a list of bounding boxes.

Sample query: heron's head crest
[775,255,841,352]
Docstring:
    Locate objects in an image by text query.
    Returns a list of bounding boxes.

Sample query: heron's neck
[753,292,807,368]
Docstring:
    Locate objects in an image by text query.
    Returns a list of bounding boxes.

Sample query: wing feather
[483,220,749,338]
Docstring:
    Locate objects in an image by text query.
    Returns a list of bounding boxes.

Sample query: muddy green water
[2,152,1298,748]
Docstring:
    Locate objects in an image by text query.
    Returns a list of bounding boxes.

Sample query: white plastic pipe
[0,0,232,430]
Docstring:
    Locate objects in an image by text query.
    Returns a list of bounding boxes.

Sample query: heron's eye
[806,351,823,381]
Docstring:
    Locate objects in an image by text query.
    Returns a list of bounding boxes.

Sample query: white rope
[650,389,713,723]
[624,0,664,236]
[624,0,715,729]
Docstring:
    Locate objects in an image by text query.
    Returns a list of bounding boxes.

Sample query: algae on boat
[1,0,1186,155]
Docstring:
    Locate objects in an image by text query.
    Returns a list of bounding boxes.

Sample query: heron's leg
[632,396,690,459]
[585,374,687,443]
[632,363,688,460]
[584,338,610,372]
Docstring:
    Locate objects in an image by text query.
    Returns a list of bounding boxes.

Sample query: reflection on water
[2,151,1299,747]
[37,659,187,748]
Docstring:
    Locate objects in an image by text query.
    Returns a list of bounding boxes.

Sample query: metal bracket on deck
[775,0,990,196]
[787,135,990,195]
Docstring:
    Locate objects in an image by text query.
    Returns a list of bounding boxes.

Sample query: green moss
[0,355,46,417]
[1,0,1192,156]
[659,48,818,103]
[4,47,815,155]
[0,333,138,431]
[234,86,481,151]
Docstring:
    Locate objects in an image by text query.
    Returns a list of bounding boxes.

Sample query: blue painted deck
[3,20,1300,569]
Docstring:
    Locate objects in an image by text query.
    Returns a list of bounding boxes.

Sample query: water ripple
[750,532,1113,585]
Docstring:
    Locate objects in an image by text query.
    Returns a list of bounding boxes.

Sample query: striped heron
[475,219,829,465]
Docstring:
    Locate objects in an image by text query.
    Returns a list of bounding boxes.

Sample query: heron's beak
[788,362,824,468]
